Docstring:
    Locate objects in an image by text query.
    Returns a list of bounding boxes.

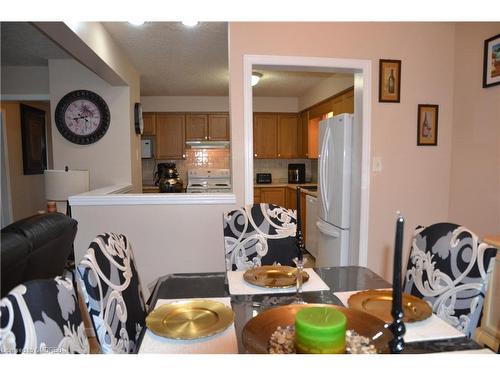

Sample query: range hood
[185,140,230,149]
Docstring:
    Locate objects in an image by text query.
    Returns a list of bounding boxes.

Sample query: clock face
[55,90,110,145]
[64,99,102,136]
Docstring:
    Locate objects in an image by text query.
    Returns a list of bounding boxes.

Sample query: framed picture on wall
[20,104,47,175]
[483,33,500,88]
[417,104,439,146]
[378,59,401,103]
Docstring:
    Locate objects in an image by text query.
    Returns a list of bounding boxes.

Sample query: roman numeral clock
[54,90,110,145]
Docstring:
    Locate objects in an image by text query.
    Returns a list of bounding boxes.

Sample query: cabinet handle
[182,154,186,158]
[278,153,281,157]
[205,136,208,140]
[254,153,258,157]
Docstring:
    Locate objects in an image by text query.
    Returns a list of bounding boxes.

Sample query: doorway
[243,55,372,267]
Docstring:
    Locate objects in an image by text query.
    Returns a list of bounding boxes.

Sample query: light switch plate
[372,157,382,172]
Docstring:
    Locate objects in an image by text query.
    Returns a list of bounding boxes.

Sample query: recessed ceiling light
[128,21,146,26]
[182,20,199,27]
[252,72,263,86]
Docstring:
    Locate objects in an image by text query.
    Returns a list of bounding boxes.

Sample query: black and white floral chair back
[223,203,297,271]
[77,233,146,354]
[403,223,497,337]
[0,277,89,354]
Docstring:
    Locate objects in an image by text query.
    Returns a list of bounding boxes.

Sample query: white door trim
[242,54,371,267]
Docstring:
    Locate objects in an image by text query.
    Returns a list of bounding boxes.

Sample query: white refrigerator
[316,113,353,267]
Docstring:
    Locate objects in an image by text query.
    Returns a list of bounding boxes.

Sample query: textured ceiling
[102,22,229,96]
[103,22,350,97]
[252,70,340,97]
[1,22,70,66]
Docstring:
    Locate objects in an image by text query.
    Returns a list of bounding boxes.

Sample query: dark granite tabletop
[139,266,483,354]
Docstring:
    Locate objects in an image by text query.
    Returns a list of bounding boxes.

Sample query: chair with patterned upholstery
[0,276,89,354]
[403,222,498,338]
[223,203,298,271]
[77,233,146,354]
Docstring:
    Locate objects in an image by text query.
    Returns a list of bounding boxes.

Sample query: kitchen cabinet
[142,113,156,135]
[185,114,208,141]
[286,187,297,210]
[156,114,186,160]
[185,113,230,141]
[208,114,230,141]
[277,114,299,158]
[298,111,319,159]
[254,188,261,204]
[253,113,299,159]
[253,113,278,158]
[259,187,286,207]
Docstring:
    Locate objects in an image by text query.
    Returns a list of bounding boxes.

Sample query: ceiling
[1,21,350,97]
[102,22,229,96]
[1,22,70,65]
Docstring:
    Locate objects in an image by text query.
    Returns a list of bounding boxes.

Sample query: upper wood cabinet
[156,114,186,160]
[253,113,299,159]
[185,113,230,141]
[253,113,278,158]
[277,114,299,159]
[208,114,230,141]
[298,111,309,158]
[142,113,156,135]
[185,114,208,141]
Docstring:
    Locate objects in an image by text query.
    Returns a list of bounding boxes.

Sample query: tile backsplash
[142,149,317,186]
[142,148,231,185]
[254,158,318,183]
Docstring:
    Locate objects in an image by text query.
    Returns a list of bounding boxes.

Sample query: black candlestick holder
[389,214,406,353]
[295,187,304,261]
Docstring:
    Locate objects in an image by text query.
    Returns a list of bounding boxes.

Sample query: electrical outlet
[372,157,382,172]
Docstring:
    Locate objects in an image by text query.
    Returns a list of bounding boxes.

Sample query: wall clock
[54,90,110,145]
[134,102,143,135]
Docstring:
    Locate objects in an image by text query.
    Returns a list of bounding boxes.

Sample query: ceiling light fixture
[128,21,146,26]
[252,72,263,86]
[182,20,199,27]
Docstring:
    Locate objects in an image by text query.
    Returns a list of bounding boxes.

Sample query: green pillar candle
[295,306,347,354]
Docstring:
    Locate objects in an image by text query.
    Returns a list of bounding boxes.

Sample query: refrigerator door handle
[316,220,339,238]
[320,126,331,215]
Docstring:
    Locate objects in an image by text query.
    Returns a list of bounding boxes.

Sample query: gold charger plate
[347,289,432,323]
[242,303,391,354]
[145,300,235,340]
[243,265,310,288]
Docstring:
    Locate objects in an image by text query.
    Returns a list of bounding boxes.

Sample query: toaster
[256,173,272,184]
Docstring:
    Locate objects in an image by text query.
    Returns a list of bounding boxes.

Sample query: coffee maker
[288,163,305,184]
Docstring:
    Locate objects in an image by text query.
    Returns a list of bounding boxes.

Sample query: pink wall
[449,23,500,237]
[229,22,457,280]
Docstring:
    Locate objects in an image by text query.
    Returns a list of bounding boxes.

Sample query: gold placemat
[243,265,310,288]
[145,299,234,340]
[347,289,432,323]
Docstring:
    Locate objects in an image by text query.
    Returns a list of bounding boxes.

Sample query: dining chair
[77,233,146,354]
[0,276,90,354]
[223,203,298,271]
[403,222,498,338]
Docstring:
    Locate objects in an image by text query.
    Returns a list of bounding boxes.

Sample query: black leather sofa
[1,213,77,298]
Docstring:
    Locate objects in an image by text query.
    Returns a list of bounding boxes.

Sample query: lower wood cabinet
[255,187,286,207]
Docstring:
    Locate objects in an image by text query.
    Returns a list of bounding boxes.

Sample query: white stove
[186,169,232,193]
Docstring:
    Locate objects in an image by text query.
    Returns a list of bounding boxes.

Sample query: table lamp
[44,167,89,217]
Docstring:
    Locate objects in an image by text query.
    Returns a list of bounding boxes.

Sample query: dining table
[137,266,487,354]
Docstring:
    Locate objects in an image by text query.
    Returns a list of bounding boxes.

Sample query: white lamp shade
[44,169,89,201]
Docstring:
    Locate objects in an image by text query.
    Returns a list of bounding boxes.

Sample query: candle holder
[389,213,406,353]
[293,257,306,304]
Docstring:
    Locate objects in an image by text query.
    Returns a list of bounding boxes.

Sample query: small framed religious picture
[417,104,439,146]
[379,59,401,103]
[483,33,500,88]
